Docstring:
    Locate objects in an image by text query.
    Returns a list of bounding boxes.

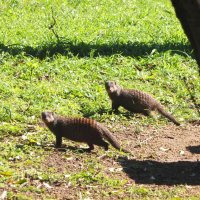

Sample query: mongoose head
[105,81,121,94]
[41,111,56,124]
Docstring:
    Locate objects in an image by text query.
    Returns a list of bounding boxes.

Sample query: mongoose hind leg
[55,135,62,148]
[143,109,152,116]
[95,140,109,151]
[87,143,95,152]
[102,142,109,151]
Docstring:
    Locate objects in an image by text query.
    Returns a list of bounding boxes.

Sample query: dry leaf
[66,181,72,188]
[36,183,42,188]
[22,135,27,140]
[43,182,53,189]
[108,167,123,172]
[98,154,107,160]
[159,147,169,152]
[66,157,73,161]
[64,174,71,178]
[0,191,7,200]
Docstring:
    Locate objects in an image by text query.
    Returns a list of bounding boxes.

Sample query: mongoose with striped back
[42,111,131,154]
[105,81,180,126]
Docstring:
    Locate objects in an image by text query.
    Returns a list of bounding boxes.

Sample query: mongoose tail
[157,106,180,126]
[100,124,132,154]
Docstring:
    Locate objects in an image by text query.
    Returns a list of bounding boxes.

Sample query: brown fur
[105,81,180,126]
[41,111,131,154]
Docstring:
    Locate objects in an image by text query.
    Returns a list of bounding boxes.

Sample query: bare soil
[42,122,200,199]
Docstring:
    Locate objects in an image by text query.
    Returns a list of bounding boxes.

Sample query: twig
[48,7,60,42]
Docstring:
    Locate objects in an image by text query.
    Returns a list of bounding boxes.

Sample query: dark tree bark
[171,0,200,70]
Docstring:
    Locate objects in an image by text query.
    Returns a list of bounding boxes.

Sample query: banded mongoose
[42,111,131,153]
[105,81,180,126]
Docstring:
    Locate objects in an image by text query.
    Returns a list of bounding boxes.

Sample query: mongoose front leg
[55,135,62,148]
[102,142,109,151]
[112,102,120,113]
[143,109,152,116]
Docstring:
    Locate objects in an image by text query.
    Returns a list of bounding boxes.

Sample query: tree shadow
[0,40,192,60]
[117,157,200,185]
[186,145,200,154]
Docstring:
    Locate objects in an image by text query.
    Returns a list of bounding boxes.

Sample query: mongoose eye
[105,81,115,89]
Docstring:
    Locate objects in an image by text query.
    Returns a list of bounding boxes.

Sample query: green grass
[0,0,200,199]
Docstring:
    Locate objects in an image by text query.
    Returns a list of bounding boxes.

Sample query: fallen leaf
[185,185,193,189]
[43,182,53,189]
[36,183,42,189]
[38,176,43,180]
[66,157,73,161]
[115,168,123,172]
[109,167,115,172]
[66,181,72,188]
[64,174,71,178]
[108,167,123,172]
[159,147,169,152]
[15,156,21,160]
[98,154,107,160]
[180,150,185,155]
[0,191,7,200]
[21,135,27,140]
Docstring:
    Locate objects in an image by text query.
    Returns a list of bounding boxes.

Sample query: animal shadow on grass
[117,157,200,185]
[81,107,135,120]
[81,107,110,118]
[25,141,93,154]
[0,41,192,60]
[54,145,94,154]
[186,145,200,154]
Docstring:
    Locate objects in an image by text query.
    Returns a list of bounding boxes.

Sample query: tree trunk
[171,0,200,71]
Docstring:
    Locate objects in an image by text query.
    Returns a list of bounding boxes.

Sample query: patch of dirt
[115,123,200,192]
[42,123,200,199]
[123,124,200,162]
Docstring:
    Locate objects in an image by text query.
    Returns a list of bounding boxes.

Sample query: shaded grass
[0,40,192,59]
